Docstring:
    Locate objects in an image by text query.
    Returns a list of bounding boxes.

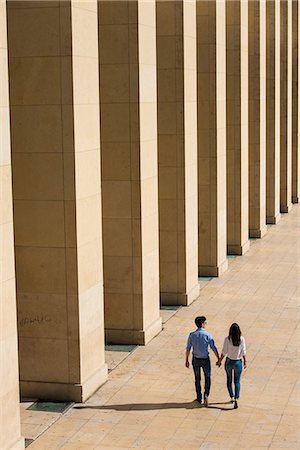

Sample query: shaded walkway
[29,206,300,449]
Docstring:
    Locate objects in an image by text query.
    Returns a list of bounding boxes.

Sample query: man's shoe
[234,400,238,409]
[204,397,208,407]
[230,397,235,403]
[195,398,202,404]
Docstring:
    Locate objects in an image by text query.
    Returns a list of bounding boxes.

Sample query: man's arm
[185,334,192,368]
[209,337,219,361]
[213,349,220,362]
[185,349,190,368]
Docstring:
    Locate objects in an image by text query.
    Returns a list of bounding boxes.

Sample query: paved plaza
[26,205,300,449]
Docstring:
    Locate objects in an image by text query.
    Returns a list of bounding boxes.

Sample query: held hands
[216,359,222,368]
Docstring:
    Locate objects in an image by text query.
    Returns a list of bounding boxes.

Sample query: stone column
[226,0,250,255]
[98,0,162,342]
[280,0,293,213]
[7,0,107,402]
[197,0,228,276]
[248,0,267,238]
[292,0,299,203]
[156,0,199,304]
[266,0,281,224]
[0,1,23,448]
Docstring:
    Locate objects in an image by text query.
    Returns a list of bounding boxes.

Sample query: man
[185,316,220,406]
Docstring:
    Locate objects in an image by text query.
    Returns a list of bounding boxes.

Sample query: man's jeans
[192,356,211,401]
[225,357,243,399]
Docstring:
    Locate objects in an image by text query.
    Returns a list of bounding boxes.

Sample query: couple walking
[185,316,247,409]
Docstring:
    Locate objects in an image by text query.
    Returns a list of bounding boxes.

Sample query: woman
[217,323,247,409]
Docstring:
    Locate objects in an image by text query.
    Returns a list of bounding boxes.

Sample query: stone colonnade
[1,1,299,448]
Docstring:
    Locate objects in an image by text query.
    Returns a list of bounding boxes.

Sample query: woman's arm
[217,353,225,367]
[241,337,247,368]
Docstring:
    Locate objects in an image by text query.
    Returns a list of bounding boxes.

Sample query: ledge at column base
[266,213,281,224]
[227,240,250,256]
[105,316,162,345]
[9,437,24,450]
[249,224,268,239]
[20,364,108,403]
[198,259,228,277]
[280,203,293,213]
[292,196,299,203]
[160,283,200,306]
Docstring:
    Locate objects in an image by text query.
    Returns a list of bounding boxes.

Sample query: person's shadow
[74,401,233,412]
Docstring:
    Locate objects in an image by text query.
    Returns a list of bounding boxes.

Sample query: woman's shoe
[230,397,235,403]
[234,400,238,409]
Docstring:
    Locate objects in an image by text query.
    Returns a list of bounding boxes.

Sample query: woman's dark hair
[229,323,241,346]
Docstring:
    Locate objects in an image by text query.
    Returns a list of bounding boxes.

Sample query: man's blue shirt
[186,328,217,358]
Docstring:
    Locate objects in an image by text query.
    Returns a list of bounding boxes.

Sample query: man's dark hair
[195,316,206,328]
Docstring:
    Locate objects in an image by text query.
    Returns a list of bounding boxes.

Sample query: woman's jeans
[225,357,243,399]
[192,356,211,401]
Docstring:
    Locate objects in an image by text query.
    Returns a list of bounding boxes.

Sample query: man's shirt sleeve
[186,334,192,351]
[209,336,217,352]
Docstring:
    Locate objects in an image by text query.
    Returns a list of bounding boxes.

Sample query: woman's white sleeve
[241,337,246,355]
[222,338,228,355]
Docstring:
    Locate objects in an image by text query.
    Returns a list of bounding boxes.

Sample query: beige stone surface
[197,0,228,277]
[248,0,267,239]
[0,1,23,448]
[157,0,199,305]
[27,205,300,450]
[226,0,250,256]
[99,0,162,344]
[20,401,61,441]
[280,0,293,213]
[7,0,107,402]
[266,0,281,224]
[292,0,299,204]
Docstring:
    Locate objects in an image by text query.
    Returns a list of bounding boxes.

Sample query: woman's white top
[222,336,246,360]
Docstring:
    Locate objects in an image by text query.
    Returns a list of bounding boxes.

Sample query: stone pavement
[27,206,300,449]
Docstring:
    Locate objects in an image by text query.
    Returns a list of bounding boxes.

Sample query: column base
[9,437,25,450]
[20,363,108,402]
[280,203,293,213]
[249,224,268,239]
[266,213,281,224]
[227,240,250,256]
[105,316,162,345]
[198,258,228,277]
[292,196,299,203]
[160,282,200,306]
